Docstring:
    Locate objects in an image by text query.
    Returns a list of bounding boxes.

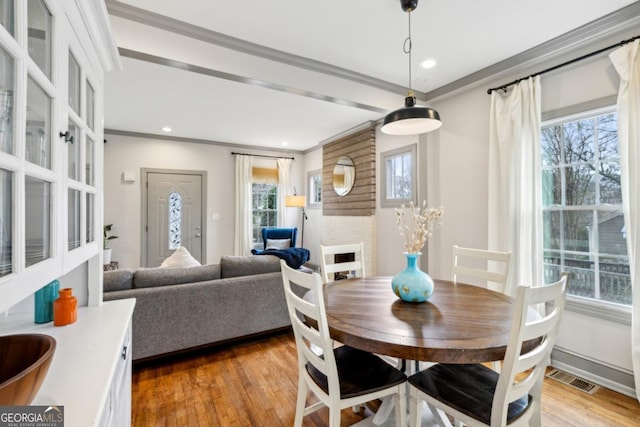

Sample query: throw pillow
[160,246,201,268]
[266,238,291,250]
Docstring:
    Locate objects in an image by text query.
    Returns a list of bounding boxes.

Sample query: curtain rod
[231,152,294,160]
[487,34,640,95]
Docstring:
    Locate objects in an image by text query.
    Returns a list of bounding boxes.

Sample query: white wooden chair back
[319,242,365,284]
[280,259,407,426]
[280,260,340,399]
[451,245,511,293]
[491,273,568,426]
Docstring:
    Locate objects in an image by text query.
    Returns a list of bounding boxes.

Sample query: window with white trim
[381,144,417,208]
[307,169,322,208]
[541,107,630,306]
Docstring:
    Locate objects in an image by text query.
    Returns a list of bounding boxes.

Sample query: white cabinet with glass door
[0,0,119,312]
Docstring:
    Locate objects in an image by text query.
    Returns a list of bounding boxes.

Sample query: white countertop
[0,299,136,426]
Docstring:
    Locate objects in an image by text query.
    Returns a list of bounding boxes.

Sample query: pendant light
[381,0,442,135]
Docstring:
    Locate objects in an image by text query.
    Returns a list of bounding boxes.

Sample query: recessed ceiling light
[281,141,288,146]
[162,126,172,132]
[420,59,437,69]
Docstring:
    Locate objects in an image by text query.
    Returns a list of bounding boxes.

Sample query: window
[307,169,322,208]
[542,107,630,306]
[381,144,417,207]
[252,183,278,248]
[168,192,182,250]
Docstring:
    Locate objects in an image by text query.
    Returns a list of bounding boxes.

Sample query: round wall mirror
[333,156,355,196]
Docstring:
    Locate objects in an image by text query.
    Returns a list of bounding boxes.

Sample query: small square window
[381,144,417,208]
[307,169,322,209]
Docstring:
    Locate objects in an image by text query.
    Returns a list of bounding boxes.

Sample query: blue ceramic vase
[34,279,60,323]
[392,252,434,303]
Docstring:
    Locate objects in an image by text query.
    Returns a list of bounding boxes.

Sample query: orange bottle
[53,288,77,326]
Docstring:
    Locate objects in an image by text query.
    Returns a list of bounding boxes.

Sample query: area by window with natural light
[542,107,630,307]
[251,183,278,249]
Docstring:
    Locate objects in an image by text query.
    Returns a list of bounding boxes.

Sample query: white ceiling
[103,0,637,151]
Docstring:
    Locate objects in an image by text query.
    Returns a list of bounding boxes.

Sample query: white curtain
[488,76,543,296]
[610,39,640,402]
[277,158,292,227]
[234,155,253,256]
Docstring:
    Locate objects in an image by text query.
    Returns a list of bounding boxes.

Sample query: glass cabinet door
[68,52,80,114]
[0,1,14,36]
[0,168,11,277]
[86,81,95,132]
[0,0,110,313]
[68,189,80,250]
[86,193,95,244]
[26,76,52,168]
[86,136,95,186]
[0,44,14,155]
[25,176,51,267]
[27,0,52,79]
[64,40,99,249]
[66,121,79,179]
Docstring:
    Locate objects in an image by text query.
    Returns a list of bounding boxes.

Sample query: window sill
[565,295,631,325]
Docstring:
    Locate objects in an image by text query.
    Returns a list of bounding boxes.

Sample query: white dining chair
[451,245,512,294]
[407,273,568,427]
[280,260,407,427]
[319,242,366,283]
[451,245,512,375]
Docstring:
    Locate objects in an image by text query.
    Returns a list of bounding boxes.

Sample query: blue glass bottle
[34,279,59,323]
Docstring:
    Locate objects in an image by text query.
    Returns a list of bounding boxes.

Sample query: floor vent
[546,369,600,394]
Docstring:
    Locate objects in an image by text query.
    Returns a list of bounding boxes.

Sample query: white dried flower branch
[395,201,443,254]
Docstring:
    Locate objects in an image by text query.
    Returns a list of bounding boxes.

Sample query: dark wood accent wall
[322,125,376,216]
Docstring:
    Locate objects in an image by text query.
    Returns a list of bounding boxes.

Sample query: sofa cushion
[220,255,281,278]
[134,263,221,288]
[103,269,134,292]
[160,246,201,268]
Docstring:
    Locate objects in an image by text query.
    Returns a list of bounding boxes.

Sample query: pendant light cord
[404,11,413,92]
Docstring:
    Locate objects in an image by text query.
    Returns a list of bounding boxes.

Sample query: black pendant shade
[381,92,442,135]
[381,0,442,136]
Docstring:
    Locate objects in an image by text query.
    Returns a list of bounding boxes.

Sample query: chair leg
[529,406,542,427]
[395,386,407,427]
[329,407,341,427]
[426,401,454,427]
[409,389,421,427]
[294,377,307,427]
[372,396,394,423]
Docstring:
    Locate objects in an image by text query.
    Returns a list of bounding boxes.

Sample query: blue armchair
[253,227,309,269]
[261,227,298,249]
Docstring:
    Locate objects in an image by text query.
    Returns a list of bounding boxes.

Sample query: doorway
[142,168,207,267]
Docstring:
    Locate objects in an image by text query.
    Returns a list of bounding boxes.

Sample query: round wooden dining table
[322,276,528,364]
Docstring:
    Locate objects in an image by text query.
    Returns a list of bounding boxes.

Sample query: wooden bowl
[0,334,56,405]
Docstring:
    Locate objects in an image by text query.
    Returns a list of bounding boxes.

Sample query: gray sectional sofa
[103,255,290,361]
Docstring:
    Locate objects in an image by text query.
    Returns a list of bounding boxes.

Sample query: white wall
[104,134,304,268]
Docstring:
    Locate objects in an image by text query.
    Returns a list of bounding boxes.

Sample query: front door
[145,170,204,267]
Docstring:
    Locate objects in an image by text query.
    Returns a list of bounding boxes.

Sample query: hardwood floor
[132,330,640,426]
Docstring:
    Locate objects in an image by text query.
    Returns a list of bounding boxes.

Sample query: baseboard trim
[551,347,636,398]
